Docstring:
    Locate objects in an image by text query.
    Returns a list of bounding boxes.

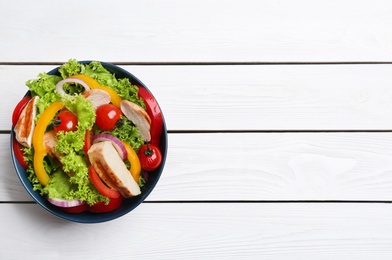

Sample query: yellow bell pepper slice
[70,74,122,107]
[32,101,63,186]
[121,141,141,183]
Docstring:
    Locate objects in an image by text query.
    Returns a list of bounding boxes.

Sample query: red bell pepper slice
[138,86,163,146]
[88,196,123,213]
[12,136,28,169]
[12,96,31,126]
[83,129,92,156]
[88,165,121,199]
[60,204,89,214]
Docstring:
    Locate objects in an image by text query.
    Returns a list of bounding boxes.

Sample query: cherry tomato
[137,143,162,171]
[88,196,123,213]
[53,111,78,134]
[95,104,122,131]
[138,87,163,146]
[12,96,31,126]
[88,166,121,199]
[12,136,28,169]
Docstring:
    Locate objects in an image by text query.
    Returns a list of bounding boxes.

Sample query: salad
[12,59,163,214]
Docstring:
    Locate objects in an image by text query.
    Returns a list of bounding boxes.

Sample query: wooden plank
[1,0,392,62]
[3,132,392,202]
[2,65,392,131]
[1,203,392,259]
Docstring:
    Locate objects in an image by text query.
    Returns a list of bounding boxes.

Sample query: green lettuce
[46,170,77,199]
[103,116,144,152]
[25,72,62,116]
[58,59,84,78]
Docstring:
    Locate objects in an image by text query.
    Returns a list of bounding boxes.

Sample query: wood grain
[1,203,392,259]
[3,64,392,131]
[1,0,392,62]
[3,132,392,202]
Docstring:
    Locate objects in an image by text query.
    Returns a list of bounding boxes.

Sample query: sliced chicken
[14,96,39,147]
[43,130,74,176]
[120,100,151,142]
[83,89,111,109]
[43,131,61,159]
[88,141,141,198]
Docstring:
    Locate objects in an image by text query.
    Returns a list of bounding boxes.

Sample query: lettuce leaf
[62,95,96,130]
[56,95,95,156]
[114,77,145,107]
[58,59,84,78]
[102,116,144,152]
[83,61,118,87]
[45,157,107,205]
[25,72,62,116]
[46,170,77,199]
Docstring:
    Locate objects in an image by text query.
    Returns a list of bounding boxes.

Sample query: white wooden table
[1,0,392,259]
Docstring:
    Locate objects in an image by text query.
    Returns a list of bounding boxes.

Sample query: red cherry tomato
[53,111,78,134]
[88,196,123,213]
[88,166,121,199]
[12,96,31,126]
[137,143,162,171]
[12,137,28,169]
[95,104,122,131]
[138,87,163,146]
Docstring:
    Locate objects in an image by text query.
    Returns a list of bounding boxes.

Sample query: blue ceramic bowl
[10,61,167,223]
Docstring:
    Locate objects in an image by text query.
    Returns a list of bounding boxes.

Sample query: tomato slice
[12,137,28,169]
[12,96,31,126]
[88,165,121,199]
[88,196,123,213]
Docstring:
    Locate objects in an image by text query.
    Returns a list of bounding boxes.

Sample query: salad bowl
[10,61,167,223]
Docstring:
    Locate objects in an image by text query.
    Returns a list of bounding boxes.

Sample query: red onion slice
[55,78,91,96]
[92,134,128,160]
[47,197,85,208]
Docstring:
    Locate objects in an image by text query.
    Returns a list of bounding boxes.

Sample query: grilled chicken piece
[120,100,151,142]
[43,130,75,176]
[83,89,111,109]
[88,141,141,198]
[43,131,61,159]
[14,96,39,147]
